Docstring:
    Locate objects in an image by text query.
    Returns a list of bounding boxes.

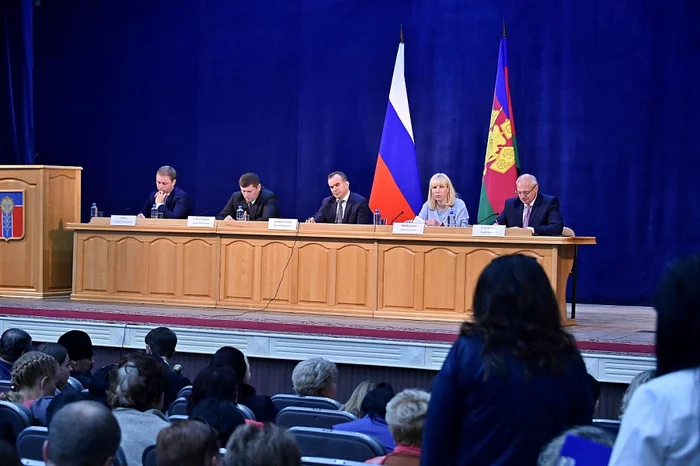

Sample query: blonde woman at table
[412,173,469,227]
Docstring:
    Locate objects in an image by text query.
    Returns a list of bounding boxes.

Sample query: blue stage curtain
[31,0,700,305]
[0,0,34,165]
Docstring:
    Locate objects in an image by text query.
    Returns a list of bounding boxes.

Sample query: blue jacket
[140,186,191,219]
[334,415,395,452]
[421,334,593,466]
[495,193,564,236]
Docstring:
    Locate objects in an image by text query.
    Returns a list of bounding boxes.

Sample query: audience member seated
[186,364,239,415]
[538,425,616,466]
[145,326,191,408]
[0,328,32,381]
[57,330,95,390]
[588,373,601,415]
[0,439,20,466]
[212,346,279,423]
[342,380,377,418]
[224,424,301,466]
[292,357,338,399]
[43,400,121,466]
[0,352,58,417]
[367,389,430,465]
[37,343,71,392]
[156,419,222,466]
[45,391,95,427]
[334,383,396,452]
[421,254,594,465]
[89,363,118,403]
[109,353,170,466]
[191,397,246,446]
[610,254,700,465]
[618,369,655,420]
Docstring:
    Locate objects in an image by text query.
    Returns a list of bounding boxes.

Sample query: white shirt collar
[338,191,351,203]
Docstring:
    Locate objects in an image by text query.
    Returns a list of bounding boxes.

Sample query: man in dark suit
[145,326,191,409]
[308,171,372,224]
[495,174,564,236]
[218,172,279,221]
[138,165,191,219]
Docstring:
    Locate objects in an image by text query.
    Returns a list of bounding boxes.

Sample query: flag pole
[400,24,404,43]
[502,18,507,38]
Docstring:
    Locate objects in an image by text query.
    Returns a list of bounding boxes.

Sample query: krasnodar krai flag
[369,39,422,224]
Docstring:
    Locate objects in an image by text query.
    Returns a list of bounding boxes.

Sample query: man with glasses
[495,174,564,236]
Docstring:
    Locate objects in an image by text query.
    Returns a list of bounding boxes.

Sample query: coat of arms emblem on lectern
[0,191,25,241]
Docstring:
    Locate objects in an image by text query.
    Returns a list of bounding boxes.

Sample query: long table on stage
[67,219,595,323]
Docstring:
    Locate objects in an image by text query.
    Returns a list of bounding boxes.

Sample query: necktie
[523,205,532,228]
[335,200,345,223]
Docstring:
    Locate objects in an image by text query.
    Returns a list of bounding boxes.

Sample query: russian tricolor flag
[369,39,422,224]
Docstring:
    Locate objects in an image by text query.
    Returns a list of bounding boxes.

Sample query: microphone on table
[478,212,500,224]
[389,211,405,224]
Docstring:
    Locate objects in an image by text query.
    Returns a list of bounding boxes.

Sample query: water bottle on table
[236,205,245,221]
[90,203,98,218]
[447,209,456,227]
[373,209,382,226]
[150,204,158,219]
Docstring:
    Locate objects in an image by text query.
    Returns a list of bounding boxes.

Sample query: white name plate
[268,218,299,231]
[472,224,506,237]
[187,216,216,227]
[110,215,137,226]
[392,222,425,235]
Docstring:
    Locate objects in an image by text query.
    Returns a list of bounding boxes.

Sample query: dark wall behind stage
[30,0,700,305]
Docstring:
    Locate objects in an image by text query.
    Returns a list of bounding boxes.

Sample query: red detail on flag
[13,206,23,238]
[369,155,416,224]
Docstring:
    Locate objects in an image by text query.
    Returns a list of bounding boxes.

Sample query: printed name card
[109,215,137,226]
[392,222,425,235]
[187,216,216,227]
[472,225,506,237]
[268,218,299,231]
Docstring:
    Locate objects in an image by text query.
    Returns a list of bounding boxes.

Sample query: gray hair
[47,400,121,466]
[619,369,655,419]
[537,425,615,466]
[291,357,337,397]
[385,389,430,446]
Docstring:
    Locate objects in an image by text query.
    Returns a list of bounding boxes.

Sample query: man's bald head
[515,173,539,204]
[44,400,121,466]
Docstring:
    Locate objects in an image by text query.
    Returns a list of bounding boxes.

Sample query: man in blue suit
[308,171,372,224]
[138,165,191,219]
[495,174,564,236]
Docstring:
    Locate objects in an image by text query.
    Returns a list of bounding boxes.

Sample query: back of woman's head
[157,419,221,466]
[37,343,68,366]
[341,380,377,417]
[361,383,395,420]
[9,352,58,392]
[188,364,239,415]
[211,346,248,383]
[190,398,245,446]
[654,254,700,377]
[108,353,167,411]
[462,254,576,374]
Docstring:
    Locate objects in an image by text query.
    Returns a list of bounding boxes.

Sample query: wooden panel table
[68,219,595,323]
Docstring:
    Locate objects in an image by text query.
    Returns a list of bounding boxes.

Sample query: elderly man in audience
[157,419,222,466]
[291,357,338,399]
[0,328,32,380]
[224,424,301,466]
[334,383,396,452]
[109,353,170,466]
[618,369,655,419]
[537,425,615,466]
[43,400,122,466]
[367,389,430,465]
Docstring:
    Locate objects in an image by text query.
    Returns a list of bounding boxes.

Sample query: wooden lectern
[0,166,82,298]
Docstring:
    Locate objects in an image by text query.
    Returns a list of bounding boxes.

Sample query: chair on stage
[275,406,356,429]
[289,427,386,462]
[272,394,342,411]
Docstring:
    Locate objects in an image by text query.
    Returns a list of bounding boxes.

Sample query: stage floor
[0,297,655,384]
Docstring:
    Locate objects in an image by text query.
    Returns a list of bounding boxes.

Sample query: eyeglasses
[515,184,538,196]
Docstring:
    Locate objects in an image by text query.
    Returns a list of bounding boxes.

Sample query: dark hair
[588,373,600,403]
[157,419,221,466]
[224,424,301,466]
[46,391,96,427]
[654,254,700,377]
[0,329,32,363]
[89,364,118,403]
[157,165,177,180]
[108,353,167,411]
[190,398,245,446]
[146,327,178,359]
[361,383,395,420]
[211,346,247,383]
[188,364,239,415]
[46,400,121,466]
[460,254,578,377]
[38,343,69,365]
[328,171,348,182]
[239,172,260,188]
